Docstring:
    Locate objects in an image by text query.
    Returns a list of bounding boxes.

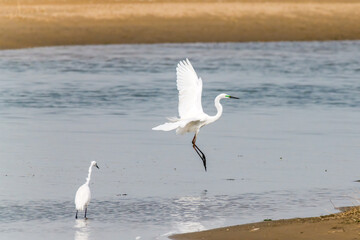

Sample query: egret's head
[221,93,239,99]
[91,161,100,169]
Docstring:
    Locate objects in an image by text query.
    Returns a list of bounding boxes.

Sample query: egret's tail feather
[167,116,179,122]
[152,121,182,131]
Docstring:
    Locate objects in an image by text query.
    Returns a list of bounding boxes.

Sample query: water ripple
[0,188,349,225]
[0,41,359,116]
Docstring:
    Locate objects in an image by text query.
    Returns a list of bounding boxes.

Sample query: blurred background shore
[1,0,360,49]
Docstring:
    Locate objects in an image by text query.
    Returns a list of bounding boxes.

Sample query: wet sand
[1,0,360,49]
[171,207,360,240]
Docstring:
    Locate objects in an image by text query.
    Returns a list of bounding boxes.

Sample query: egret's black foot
[202,156,207,172]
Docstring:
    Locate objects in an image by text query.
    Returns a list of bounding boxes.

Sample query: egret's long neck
[85,164,93,185]
[209,94,223,124]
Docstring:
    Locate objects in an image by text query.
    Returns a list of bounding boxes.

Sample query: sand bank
[171,207,360,240]
[1,0,360,49]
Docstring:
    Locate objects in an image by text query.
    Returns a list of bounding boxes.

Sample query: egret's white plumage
[75,161,99,219]
[176,58,204,119]
[153,59,238,171]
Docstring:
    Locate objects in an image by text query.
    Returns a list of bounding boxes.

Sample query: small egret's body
[75,161,99,219]
[153,59,238,171]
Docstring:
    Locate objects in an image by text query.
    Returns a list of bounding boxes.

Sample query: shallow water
[1,41,360,239]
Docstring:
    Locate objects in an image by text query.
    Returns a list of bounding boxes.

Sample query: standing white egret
[75,161,99,219]
[152,59,238,171]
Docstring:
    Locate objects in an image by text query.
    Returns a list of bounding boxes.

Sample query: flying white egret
[152,59,238,171]
[75,161,99,219]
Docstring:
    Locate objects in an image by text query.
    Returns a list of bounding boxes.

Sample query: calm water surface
[1,41,360,239]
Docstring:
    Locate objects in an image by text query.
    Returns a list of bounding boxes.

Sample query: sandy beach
[1,0,360,49]
[171,207,360,240]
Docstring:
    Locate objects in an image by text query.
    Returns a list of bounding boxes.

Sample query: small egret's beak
[229,96,239,99]
[95,164,100,169]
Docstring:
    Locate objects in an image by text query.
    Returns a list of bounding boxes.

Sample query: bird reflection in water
[74,219,91,240]
[171,190,210,233]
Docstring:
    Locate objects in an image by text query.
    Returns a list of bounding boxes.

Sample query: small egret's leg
[75,210,78,219]
[192,134,207,171]
[84,208,87,219]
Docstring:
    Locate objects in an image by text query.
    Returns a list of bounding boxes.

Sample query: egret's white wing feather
[153,117,205,135]
[152,118,194,132]
[75,184,91,211]
[152,121,182,131]
[176,59,204,119]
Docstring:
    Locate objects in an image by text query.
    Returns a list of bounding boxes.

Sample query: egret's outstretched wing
[176,59,204,119]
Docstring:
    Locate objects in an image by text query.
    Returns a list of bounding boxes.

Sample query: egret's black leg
[192,134,207,171]
[192,144,204,161]
[84,208,87,219]
[192,134,202,159]
[194,145,207,171]
[75,210,78,219]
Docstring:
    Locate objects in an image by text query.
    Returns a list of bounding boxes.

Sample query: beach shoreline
[170,207,360,240]
[1,0,360,50]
